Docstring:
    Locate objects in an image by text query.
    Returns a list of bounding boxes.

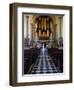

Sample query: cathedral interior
[23,14,63,74]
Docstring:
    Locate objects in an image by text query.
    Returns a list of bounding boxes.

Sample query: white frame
[17,7,70,83]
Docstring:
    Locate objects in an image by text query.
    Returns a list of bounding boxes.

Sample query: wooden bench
[48,48,63,72]
[24,48,40,74]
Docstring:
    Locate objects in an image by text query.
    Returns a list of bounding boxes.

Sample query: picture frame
[9,3,72,86]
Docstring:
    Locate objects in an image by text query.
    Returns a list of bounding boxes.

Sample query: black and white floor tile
[31,48,59,74]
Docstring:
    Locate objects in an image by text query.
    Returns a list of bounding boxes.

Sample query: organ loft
[24,15,63,48]
[35,16,52,40]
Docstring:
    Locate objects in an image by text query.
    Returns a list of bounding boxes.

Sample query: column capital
[26,16,29,18]
[58,16,62,19]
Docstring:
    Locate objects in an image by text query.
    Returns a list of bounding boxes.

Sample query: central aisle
[30,47,58,74]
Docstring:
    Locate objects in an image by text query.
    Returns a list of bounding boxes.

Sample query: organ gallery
[24,15,63,48]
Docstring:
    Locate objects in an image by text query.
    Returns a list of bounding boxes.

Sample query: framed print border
[9,3,72,86]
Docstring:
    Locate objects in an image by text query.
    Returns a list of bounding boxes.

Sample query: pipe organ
[35,16,52,40]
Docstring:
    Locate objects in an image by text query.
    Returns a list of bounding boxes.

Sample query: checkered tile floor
[31,48,59,74]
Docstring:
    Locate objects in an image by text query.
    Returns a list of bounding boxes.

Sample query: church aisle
[30,47,59,74]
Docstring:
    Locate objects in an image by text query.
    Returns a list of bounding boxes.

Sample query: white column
[50,22,53,41]
[26,16,29,38]
[59,17,62,38]
[31,23,33,40]
[56,17,60,44]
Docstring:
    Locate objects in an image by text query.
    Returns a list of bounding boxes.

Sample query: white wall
[0,0,74,90]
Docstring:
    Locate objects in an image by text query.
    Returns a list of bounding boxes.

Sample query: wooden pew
[48,48,63,72]
[24,48,40,74]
